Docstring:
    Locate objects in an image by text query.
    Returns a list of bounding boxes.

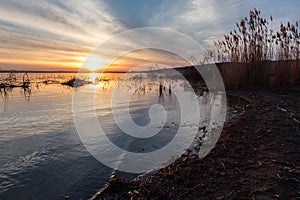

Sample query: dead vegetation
[0,72,31,89]
[216,60,300,89]
[206,9,300,89]
[95,9,300,199]
[212,9,299,62]
[97,89,300,200]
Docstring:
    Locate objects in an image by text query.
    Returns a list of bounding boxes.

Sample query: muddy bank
[97,88,300,200]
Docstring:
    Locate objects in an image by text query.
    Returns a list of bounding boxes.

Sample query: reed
[213,9,299,62]
[209,9,300,89]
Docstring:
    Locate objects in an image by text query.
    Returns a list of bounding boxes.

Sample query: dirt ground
[97,88,300,200]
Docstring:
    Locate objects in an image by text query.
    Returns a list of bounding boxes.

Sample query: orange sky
[0,0,299,71]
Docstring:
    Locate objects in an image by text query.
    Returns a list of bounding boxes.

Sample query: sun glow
[82,54,106,72]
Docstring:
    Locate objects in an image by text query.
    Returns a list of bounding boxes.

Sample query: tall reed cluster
[213,9,300,62]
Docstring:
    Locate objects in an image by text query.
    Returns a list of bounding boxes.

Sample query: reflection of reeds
[0,72,33,104]
[0,86,9,112]
[22,87,31,101]
[0,72,31,89]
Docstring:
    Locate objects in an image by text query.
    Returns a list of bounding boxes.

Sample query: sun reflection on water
[89,73,99,82]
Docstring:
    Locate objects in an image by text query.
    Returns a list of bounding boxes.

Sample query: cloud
[146,0,272,45]
[0,0,125,70]
[0,0,124,42]
[0,0,299,70]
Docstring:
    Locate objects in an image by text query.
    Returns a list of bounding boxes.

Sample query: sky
[0,0,299,71]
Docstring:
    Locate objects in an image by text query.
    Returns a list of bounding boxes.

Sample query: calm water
[0,72,225,199]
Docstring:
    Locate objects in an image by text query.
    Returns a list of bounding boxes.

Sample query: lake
[0,71,226,199]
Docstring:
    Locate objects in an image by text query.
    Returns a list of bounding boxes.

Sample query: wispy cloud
[0,0,299,70]
[146,0,299,46]
[0,0,124,70]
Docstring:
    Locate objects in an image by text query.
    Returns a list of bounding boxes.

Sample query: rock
[61,78,92,88]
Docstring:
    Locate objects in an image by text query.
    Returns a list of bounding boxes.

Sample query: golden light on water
[86,72,114,90]
[89,72,99,81]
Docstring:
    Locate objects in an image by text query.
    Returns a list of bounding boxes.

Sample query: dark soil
[97,88,300,200]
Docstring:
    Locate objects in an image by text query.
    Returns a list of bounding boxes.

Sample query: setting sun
[82,54,106,71]
[0,1,299,199]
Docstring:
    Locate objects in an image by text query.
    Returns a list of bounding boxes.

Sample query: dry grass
[212,9,299,63]
[216,60,300,89]
[204,9,300,89]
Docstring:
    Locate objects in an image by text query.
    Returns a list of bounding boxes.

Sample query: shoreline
[96,87,300,199]
[93,92,249,199]
[89,91,248,200]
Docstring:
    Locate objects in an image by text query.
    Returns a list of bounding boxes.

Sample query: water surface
[0,72,225,199]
